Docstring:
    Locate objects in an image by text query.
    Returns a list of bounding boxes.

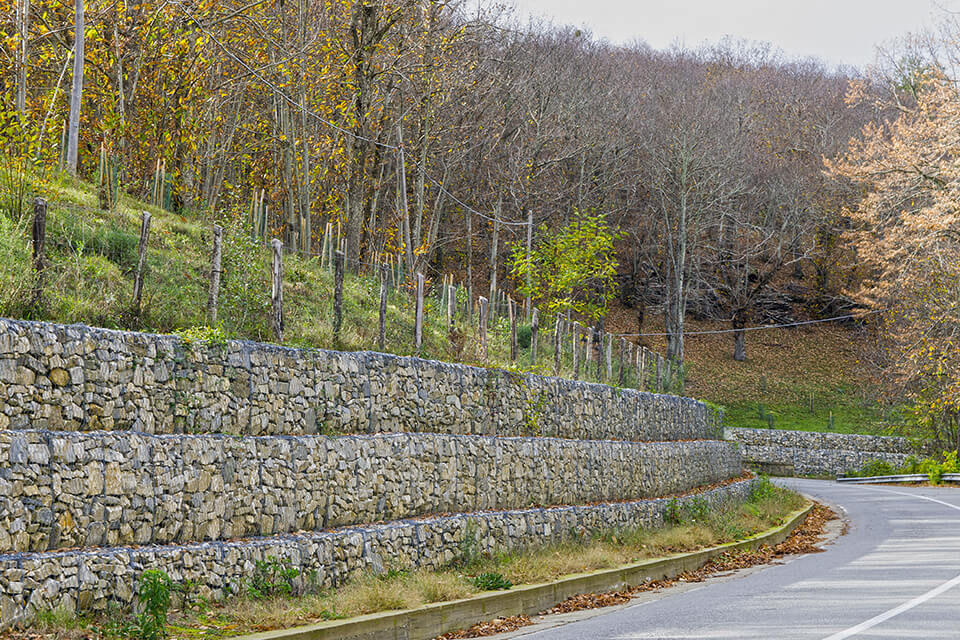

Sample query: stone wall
[0,319,717,441]
[0,429,740,553]
[0,478,754,622]
[725,427,933,476]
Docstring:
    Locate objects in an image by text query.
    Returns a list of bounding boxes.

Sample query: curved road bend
[493,478,960,639]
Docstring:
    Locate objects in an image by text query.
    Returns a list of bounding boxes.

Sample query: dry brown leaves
[435,615,533,639]
[435,502,837,638]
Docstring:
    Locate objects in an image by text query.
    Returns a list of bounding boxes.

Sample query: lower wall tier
[725,427,931,476]
[0,430,741,553]
[0,478,754,624]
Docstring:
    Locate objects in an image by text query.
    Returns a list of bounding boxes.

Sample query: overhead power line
[613,309,886,338]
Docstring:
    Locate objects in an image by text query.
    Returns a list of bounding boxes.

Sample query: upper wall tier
[0,319,720,440]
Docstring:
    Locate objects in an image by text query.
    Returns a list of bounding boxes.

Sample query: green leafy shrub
[471,572,512,591]
[683,497,710,523]
[133,569,173,640]
[247,557,301,599]
[748,475,778,501]
[174,324,229,348]
[664,498,683,525]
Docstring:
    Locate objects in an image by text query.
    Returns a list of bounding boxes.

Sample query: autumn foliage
[828,73,960,441]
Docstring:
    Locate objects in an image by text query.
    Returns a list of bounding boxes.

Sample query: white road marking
[819,486,960,639]
[866,487,960,513]
[819,573,960,640]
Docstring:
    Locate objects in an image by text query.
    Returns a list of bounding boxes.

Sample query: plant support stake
[271,239,284,342]
[132,212,151,314]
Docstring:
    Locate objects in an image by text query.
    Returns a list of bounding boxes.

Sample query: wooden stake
[415,272,425,351]
[509,297,518,362]
[132,212,151,314]
[207,224,223,325]
[525,209,533,320]
[553,314,562,375]
[447,283,456,332]
[333,249,344,345]
[478,296,489,361]
[378,264,388,351]
[596,325,604,381]
[530,308,539,365]
[617,338,627,387]
[271,239,284,342]
[31,198,47,309]
[605,333,613,382]
[572,322,580,380]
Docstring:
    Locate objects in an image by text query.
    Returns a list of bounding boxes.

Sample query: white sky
[506,0,960,69]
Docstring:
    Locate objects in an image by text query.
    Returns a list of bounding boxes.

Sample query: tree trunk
[66,0,84,175]
[16,0,29,119]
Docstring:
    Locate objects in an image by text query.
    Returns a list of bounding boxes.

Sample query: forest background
[3,0,960,447]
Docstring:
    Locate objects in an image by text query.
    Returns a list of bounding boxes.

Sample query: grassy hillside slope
[1,173,894,435]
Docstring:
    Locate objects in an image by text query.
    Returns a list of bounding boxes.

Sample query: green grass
[722,389,896,435]
[0,170,620,383]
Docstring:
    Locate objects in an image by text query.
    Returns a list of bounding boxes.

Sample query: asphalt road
[495,478,960,639]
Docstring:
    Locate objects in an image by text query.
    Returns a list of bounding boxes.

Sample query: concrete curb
[231,502,814,640]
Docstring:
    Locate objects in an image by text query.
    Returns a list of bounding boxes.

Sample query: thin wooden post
[132,212,151,313]
[606,333,613,382]
[586,327,593,366]
[208,224,223,325]
[333,249,344,344]
[525,209,533,320]
[271,239,284,342]
[617,338,627,387]
[415,272,424,351]
[378,265,388,351]
[572,322,580,380]
[509,297,518,362]
[478,296,489,361]
[553,314,562,375]
[31,198,47,309]
[638,347,646,391]
[530,308,539,365]
[595,325,603,382]
[447,284,456,332]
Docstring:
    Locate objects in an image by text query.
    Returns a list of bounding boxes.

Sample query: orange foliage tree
[827,74,960,446]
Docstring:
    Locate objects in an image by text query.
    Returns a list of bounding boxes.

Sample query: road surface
[492,478,960,639]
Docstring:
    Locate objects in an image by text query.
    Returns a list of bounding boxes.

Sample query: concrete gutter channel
[233,503,814,640]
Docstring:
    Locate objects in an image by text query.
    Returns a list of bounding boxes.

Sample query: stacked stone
[725,427,933,476]
[0,479,753,618]
[0,319,719,440]
[0,318,744,623]
[0,430,740,553]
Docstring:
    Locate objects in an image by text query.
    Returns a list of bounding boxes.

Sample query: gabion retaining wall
[0,318,718,441]
[725,427,933,476]
[0,430,740,553]
[0,479,754,623]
